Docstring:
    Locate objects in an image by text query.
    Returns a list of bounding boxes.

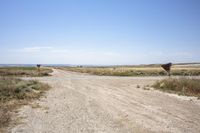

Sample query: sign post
[36,64,41,73]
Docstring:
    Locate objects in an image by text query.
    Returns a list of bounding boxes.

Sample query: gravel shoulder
[11,69,200,133]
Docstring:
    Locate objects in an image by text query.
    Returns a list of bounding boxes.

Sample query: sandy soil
[11,69,200,133]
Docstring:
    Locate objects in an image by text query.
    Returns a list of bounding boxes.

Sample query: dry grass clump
[171,69,200,76]
[0,77,50,132]
[0,67,53,77]
[152,77,200,98]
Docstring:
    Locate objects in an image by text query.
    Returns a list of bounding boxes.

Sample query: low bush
[152,77,200,98]
[0,77,50,132]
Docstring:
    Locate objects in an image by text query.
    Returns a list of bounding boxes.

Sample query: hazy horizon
[1,0,200,65]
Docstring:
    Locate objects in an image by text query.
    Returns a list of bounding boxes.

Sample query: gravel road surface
[11,69,200,133]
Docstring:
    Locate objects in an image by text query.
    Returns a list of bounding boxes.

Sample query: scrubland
[59,64,200,76]
[0,67,53,77]
[0,67,52,132]
[152,77,200,99]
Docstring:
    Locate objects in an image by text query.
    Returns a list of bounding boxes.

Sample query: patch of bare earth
[11,69,200,133]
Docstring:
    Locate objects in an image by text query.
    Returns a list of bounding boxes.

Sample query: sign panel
[161,63,172,76]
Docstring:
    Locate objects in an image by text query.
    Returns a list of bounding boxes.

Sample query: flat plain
[59,64,200,76]
[10,68,200,133]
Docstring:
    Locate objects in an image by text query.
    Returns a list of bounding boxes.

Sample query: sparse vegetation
[0,67,53,77]
[0,77,50,132]
[59,65,200,76]
[152,77,200,98]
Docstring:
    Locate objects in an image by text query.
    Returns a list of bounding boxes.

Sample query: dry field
[0,67,53,77]
[59,64,200,76]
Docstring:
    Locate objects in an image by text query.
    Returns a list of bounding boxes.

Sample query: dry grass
[0,67,53,77]
[60,66,200,76]
[152,77,200,98]
[0,77,50,132]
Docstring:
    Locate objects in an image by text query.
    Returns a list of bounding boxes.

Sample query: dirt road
[11,69,200,133]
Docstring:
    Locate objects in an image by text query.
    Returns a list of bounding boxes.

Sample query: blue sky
[0,0,200,65]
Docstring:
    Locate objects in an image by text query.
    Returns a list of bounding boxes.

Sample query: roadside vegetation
[152,77,200,99]
[60,65,200,76]
[0,77,50,132]
[0,67,53,77]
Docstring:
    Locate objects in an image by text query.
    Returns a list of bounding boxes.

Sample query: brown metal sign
[161,63,172,76]
[37,64,41,68]
[36,64,41,72]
